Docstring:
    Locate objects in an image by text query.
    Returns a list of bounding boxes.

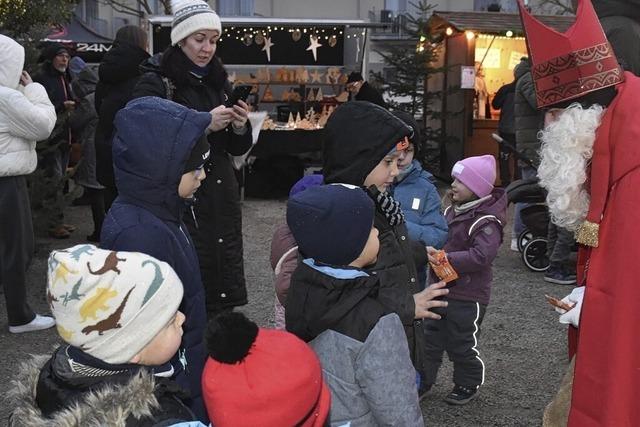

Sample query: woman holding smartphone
[133,0,252,318]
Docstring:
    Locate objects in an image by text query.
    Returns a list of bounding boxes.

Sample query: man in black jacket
[346,72,387,108]
[33,43,75,238]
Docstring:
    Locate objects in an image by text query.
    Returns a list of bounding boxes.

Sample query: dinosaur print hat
[46,244,184,365]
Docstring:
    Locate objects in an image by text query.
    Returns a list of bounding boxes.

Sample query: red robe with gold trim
[570,72,640,426]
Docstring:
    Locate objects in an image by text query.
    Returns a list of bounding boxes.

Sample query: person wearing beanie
[133,0,253,321]
[423,154,507,405]
[33,42,77,239]
[0,34,56,333]
[390,110,448,287]
[346,70,387,107]
[201,311,330,427]
[323,101,448,397]
[95,25,151,211]
[7,244,198,425]
[270,174,323,330]
[284,184,424,426]
[100,96,212,421]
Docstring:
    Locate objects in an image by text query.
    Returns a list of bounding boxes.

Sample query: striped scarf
[367,186,405,226]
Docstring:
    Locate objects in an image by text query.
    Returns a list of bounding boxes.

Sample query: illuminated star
[262,37,275,62]
[306,35,323,62]
[310,69,323,83]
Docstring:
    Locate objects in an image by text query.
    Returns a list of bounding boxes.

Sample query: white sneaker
[510,238,519,252]
[9,314,56,334]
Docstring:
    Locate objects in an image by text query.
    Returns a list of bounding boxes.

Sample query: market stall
[147,16,382,196]
[427,11,575,179]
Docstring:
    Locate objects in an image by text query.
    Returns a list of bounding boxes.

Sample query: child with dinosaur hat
[7,244,199,425]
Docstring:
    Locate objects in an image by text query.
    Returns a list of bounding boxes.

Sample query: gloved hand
[556,286,585,328]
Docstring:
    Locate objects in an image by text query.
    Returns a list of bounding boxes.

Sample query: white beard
[537,103,605,231]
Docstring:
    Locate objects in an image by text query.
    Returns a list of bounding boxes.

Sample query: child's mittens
[557,287,585,328]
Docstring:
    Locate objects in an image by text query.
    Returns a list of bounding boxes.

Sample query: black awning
[44,15,113,63]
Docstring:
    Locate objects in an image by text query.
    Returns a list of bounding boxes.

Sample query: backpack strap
[468,215,502,236]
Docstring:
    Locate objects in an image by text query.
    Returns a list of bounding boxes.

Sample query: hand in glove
[555,286,585,328]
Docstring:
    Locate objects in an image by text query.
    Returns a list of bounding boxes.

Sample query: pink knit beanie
[451,155,496,197]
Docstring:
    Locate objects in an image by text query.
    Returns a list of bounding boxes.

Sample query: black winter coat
[133,49,253,315]
[33,62,72,146]
[8,346,195,427]
[33,62,72,113]
[492,81,516,135]
[286,261,388,343]
[514,61,545,166]
[322,101,427,369]
[94,41,150,190]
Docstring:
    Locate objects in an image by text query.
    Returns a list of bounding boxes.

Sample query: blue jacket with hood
[391,160,448,249]
[100,96,210,421]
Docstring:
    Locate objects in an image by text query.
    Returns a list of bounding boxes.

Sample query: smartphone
[225,85,252,107]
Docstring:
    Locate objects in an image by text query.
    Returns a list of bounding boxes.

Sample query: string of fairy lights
[218,26,367,45]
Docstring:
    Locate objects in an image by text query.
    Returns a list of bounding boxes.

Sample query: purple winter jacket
[441,188,507,305]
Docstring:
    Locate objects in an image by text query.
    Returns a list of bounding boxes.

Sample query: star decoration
[262,37,275,62]
[306,36,323,62]
[310,69,324,83]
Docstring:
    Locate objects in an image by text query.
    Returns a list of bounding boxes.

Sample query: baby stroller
[492,134,550,272]
[506,178,550,272]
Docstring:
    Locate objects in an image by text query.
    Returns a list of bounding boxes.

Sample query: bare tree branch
[159,0,171,14]
[534,0,575,15]
[97,0,151,17]
[98,0,172,16]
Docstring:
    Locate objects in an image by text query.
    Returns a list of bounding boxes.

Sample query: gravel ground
[0,198,571,426]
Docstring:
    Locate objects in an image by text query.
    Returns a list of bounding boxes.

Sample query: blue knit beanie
[287,184,374,266]
[289,174,324,197]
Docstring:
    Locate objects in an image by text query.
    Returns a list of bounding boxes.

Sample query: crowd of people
[1,0,639,424]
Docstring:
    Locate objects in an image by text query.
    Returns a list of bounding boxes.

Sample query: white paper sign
[461,66,476,89]
[508,51,528,70]
[475,47,502,69]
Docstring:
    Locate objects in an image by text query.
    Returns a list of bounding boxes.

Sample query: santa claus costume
[519,0,640,425]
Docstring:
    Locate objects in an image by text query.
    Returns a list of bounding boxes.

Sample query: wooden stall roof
[430,10,576,35]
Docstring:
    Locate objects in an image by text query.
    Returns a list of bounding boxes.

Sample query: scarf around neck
[367,185,405,226]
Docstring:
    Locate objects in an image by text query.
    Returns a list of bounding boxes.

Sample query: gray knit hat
[171,0,222,46]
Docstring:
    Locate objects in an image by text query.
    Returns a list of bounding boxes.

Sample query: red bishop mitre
[518,0,623,108]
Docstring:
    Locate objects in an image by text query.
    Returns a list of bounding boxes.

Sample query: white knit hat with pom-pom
[171,0,222,46]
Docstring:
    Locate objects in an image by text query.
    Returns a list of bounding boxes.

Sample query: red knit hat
[202,312,331,427]
[518,0,623,108]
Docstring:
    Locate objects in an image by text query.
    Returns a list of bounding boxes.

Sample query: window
[218,0,254,16]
